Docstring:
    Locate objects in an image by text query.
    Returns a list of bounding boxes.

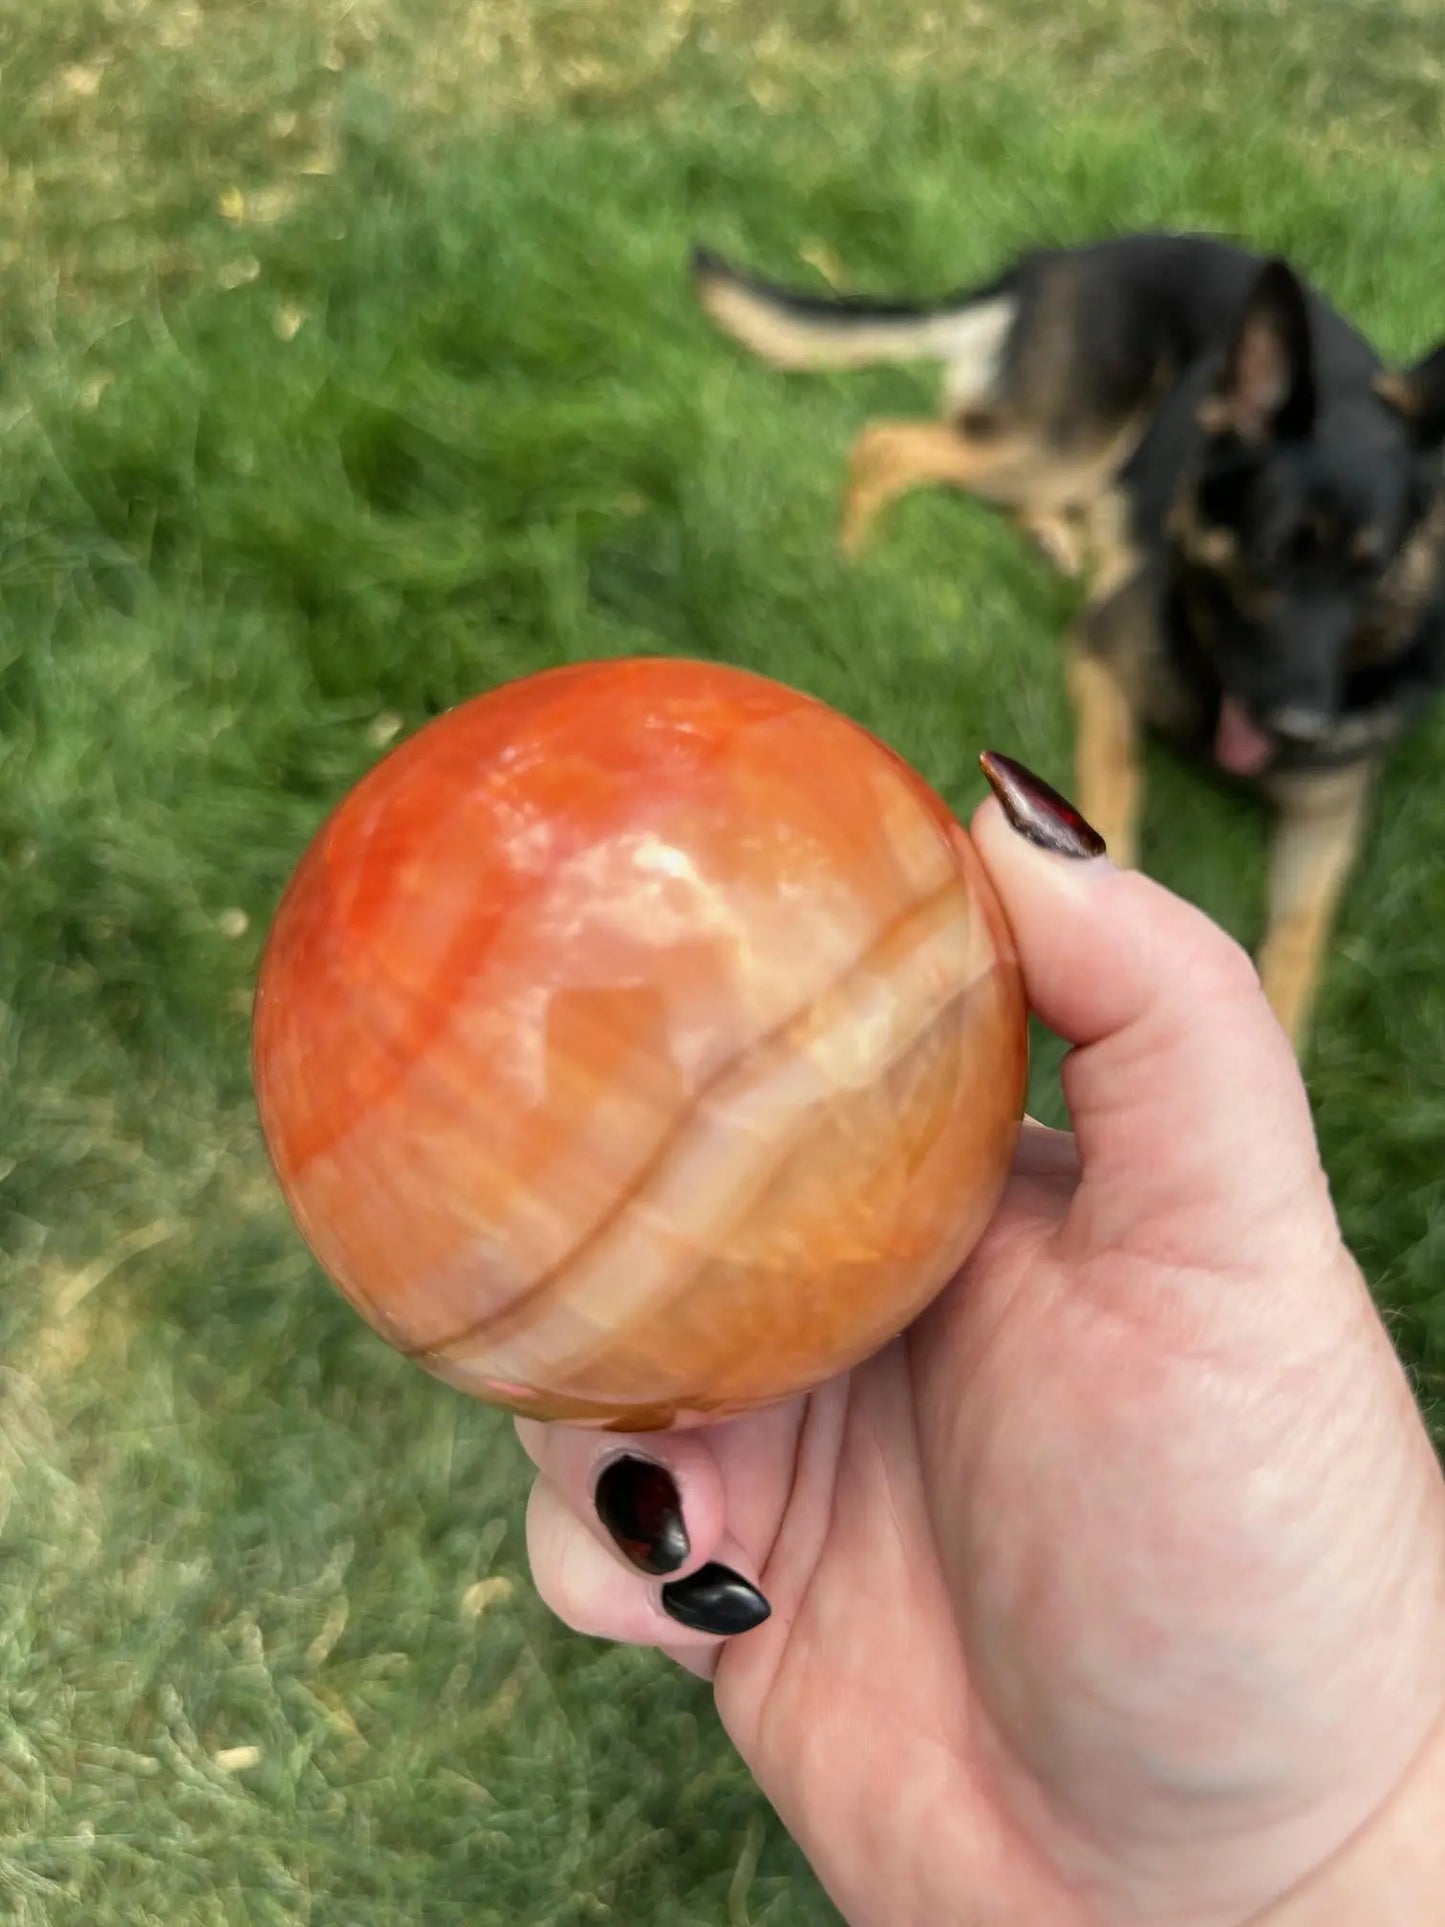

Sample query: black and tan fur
[693,234,1445,1050]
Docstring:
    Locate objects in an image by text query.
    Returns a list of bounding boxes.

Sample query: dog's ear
[1199,259,1316,443]
[1375,343,1445,449]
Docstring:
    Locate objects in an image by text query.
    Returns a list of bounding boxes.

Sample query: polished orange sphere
[253,658,1026,1430]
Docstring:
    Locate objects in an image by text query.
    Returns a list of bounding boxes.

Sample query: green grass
[4,2,1445,1920]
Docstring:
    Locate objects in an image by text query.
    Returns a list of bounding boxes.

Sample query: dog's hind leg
[840,420,995,555]
[840,404,1148,565]
[837,295,1026,553]
[1257,763,1374,1052]
[839,415,1077,557]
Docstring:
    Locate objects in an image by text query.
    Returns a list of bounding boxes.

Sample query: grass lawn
[4,1,1445,1920]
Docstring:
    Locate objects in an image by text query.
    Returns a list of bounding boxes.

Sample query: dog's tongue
[1214,694,1275,776]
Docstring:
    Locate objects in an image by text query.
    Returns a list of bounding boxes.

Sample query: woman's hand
[517,760,1445,1926]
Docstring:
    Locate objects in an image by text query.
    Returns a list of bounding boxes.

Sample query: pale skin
[517,796,1445,1926]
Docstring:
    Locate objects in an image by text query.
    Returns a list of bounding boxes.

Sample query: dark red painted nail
[595,1456,690,1575]
[661,1563,771,1636]
[980,752,1106,859]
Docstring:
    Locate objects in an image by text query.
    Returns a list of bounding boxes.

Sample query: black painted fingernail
[595,1456,691,1575]
[980,751,1107,859]
[661,1562,771,1636]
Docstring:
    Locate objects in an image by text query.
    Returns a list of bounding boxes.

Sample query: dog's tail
[691,246,1016,375]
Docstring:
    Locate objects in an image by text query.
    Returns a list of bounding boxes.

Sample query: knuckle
[1153,895,1264,1013]
[1183,929,1261,1009]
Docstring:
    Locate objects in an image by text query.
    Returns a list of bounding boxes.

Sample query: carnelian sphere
[252,658,1027,1430]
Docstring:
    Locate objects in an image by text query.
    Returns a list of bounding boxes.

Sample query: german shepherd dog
[692,234,1445,1051]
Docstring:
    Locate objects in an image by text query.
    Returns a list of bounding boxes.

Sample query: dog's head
[1169,258,1445,773]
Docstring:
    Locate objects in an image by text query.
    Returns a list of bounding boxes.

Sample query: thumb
[970,756,1338,1272]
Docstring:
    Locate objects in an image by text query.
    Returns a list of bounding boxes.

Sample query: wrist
[1250,1700,1445,1925]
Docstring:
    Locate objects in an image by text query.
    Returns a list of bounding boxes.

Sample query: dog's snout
[1268,706,1333,743]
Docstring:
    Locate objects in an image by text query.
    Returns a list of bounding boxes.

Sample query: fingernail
[595,1455,691,1575]
[980,751,1107,859]
[661,1562,771,1636]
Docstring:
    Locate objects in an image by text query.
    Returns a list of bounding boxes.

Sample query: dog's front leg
[1065,639,1143,870]
[1257,763,1374,1052]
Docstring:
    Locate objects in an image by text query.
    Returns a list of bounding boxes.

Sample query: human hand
[516,754,1445,1926]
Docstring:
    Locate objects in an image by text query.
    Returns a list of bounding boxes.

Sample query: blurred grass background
[3,1,1445,1920]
